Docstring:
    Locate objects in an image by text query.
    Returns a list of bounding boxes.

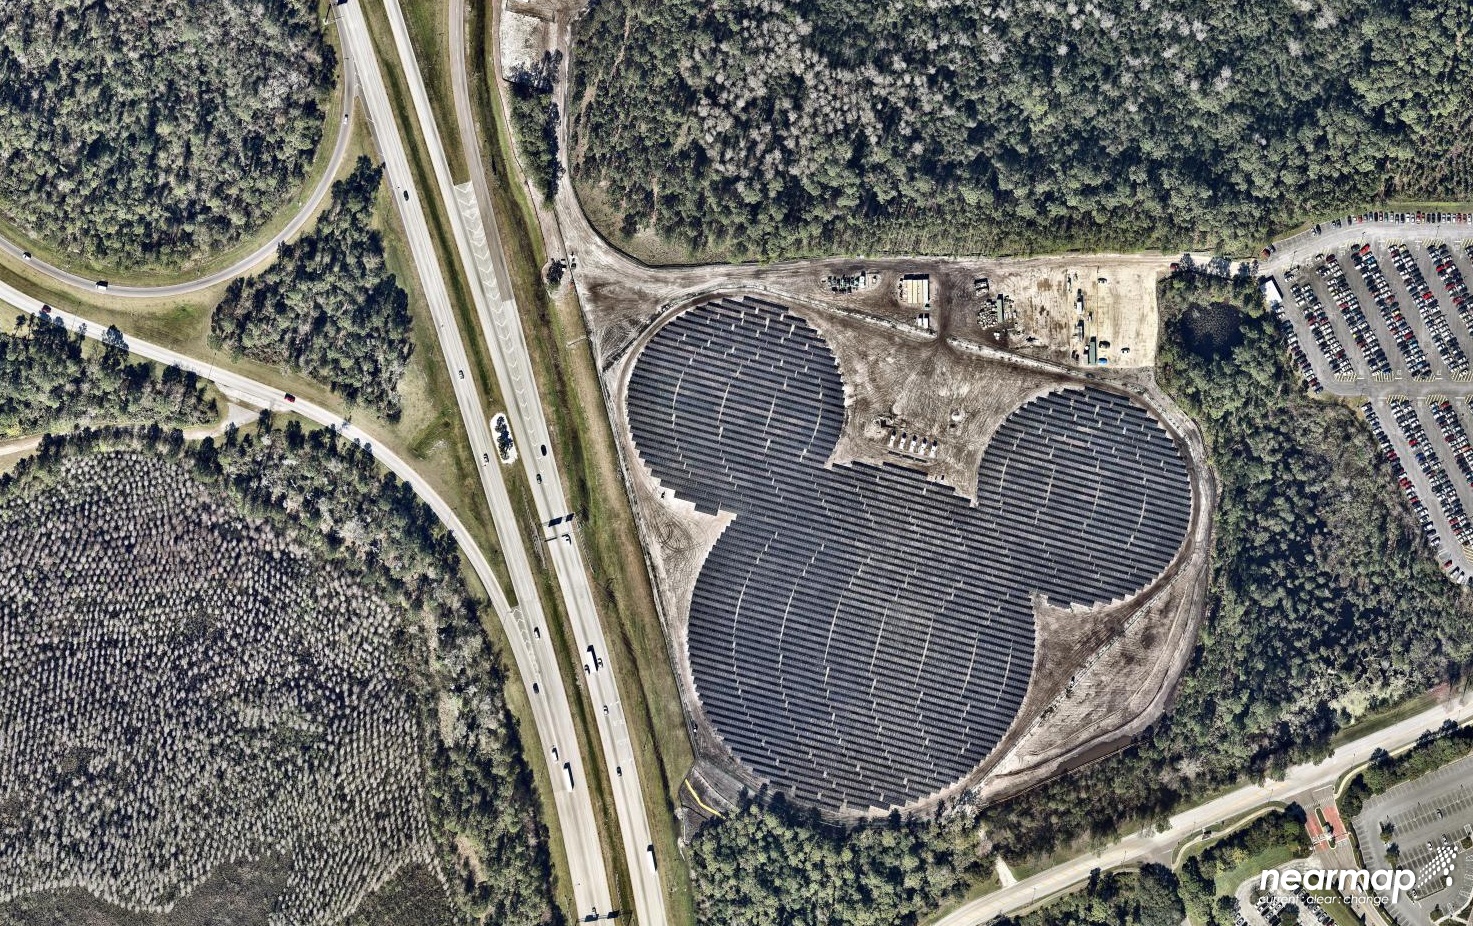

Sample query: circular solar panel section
[626,296,1192,812]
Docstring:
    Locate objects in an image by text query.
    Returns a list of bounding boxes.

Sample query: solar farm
[622,296,1194,812]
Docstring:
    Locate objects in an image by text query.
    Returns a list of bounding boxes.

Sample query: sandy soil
[576,254,1173,381]
[497,6,547,78]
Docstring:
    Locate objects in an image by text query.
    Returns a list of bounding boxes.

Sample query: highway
[13,248,1473,926]
[355,0,672,920]
[441,0,671,921]
[0,19,359,299]
[330,3,619,918]
[0,0,644,918]
[930,692,1473,926]
[0,263,614,912]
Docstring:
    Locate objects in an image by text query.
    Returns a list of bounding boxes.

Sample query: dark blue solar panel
[627,296,1192,811]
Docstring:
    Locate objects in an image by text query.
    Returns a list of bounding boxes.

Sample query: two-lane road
[0,19,359,300]
[930,693,1473,926]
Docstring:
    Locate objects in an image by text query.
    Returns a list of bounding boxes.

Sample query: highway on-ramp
[930,693,1473,926]
[362,0,673,920]
[333,2,617,918]
[0,1,646,917]
[0,264,612,916]
[0,17,359,300]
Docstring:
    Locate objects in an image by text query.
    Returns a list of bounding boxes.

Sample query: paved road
[0,19,358,298]
[334,4,617,918]
[1355,753,1473,926]
[930,693,1473,926]
[0,1,647,917]
[438,0,671,921]
[0,265,613,910]
[1267,241,1473,573]
[1264,219,1473,279]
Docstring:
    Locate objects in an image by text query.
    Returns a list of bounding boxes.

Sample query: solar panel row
[627,296,1193,812]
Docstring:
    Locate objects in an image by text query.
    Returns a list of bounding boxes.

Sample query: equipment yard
[577,254,1175,377]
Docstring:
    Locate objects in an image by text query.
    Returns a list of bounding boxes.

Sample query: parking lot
[1233,858,1348,926]
[1352,753,1473,926]
[1267,233,1473,582]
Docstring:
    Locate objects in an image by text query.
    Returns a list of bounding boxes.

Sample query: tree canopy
[0,0,333,267]
[211,158,413,420]
[571,0,1473,259]
[0,420,555,926]
[0,314,217,438]
[979,273,1473,858]
[690,797,982,926]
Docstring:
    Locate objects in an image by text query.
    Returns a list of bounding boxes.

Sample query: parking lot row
[1278,241,1473,385]
[1387,244,1469,377]
[1251,887,1336,926]
[1350,247,1433,378]
[1313,254,1394,377]
[1388,398,1473,549]
[1361,403,1462,578]
[1270,298,1324,393]
[1269,240,1473,583]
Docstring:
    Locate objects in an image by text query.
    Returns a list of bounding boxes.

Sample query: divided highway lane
[0,269,609,914]
[931,693,1473,926]
[333,1,615,920]
[360,0,670,920]
[0,19,359,299]
[438,0,670,920]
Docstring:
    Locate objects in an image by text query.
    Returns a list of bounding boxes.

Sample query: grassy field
[0,0,349,286]
[1211,844,1301,897]
[471,0,701,922]
[1331,692,1440,750]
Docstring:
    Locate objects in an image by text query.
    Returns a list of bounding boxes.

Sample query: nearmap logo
[1258,867,1417,904]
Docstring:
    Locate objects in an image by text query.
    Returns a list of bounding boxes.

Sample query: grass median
[469,0,698,921]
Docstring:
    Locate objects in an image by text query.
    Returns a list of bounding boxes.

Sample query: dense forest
[0,314,217,437]
[994,867,1184,926]
[689,797,982,926]
[507,53,565,203]
[211,158,413,420]
[571,0,1473,258]
[0,421,553,926]
[0,0,333,267]
[977,273,1473,857]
